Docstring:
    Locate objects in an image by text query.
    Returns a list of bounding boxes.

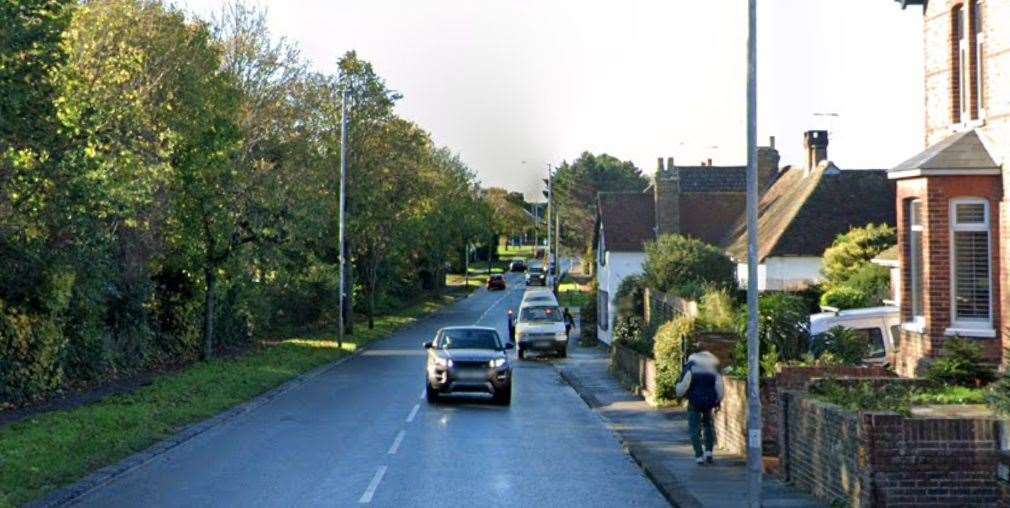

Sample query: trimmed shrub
[822,223,896,286]
[654,315,695,399]
[643,234,735,299]
[925,337,996,387]
[819,286,869,310]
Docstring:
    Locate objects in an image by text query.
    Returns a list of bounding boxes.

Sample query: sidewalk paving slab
[557,344,824,508]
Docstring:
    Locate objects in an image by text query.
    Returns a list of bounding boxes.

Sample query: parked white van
[809,306,901,365]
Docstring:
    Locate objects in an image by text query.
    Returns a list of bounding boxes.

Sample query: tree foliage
[642,234,735,298]
[552,152,648,253]
[0,0,497,406]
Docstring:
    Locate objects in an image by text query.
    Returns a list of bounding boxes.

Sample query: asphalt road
[72,272,667,507]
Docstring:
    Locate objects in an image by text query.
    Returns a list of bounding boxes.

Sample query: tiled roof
[724,163,896,260]
[890,129,999,175]
[678,166,747,192]
[680,192,747,246]
[596,192,655,252]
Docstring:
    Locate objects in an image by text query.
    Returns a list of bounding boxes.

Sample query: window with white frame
[955,4,968,122]
[909,200,925,321]
[950,199,992,328]
[973,0,985,115]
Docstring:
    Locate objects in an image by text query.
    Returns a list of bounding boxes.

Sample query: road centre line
[358,465,387,504]
[387,430,405,455]
[406,403,420,423]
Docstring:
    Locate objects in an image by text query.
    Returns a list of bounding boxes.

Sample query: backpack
[686,370,719,411]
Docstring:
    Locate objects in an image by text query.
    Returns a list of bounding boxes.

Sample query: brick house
[893,0,1010,376]
[593,148,778,343]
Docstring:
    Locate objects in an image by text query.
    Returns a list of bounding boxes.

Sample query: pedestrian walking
[562,307,575,338]
[506,309,516,343]
[675,351,724,464]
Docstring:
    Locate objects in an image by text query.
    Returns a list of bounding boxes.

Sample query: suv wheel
[425,382,439,404]
[557,346,567,358]
[517,347,525,360]
[495,385,512,406]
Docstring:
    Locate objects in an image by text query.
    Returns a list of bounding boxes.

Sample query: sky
[173,0,925,200]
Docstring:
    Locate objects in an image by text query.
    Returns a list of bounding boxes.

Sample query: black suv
[424,326,513,405]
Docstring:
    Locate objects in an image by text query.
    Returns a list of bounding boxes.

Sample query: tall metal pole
[337,86,349,349]
[554,186,560,289]
[545,164,553,266]
[745,0,762,505]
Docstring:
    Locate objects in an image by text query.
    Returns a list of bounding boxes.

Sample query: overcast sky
[173,0,924,199]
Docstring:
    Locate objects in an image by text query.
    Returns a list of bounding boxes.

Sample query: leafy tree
[822,223,895,286]
[642,234,735,298]
[552,152,648,253]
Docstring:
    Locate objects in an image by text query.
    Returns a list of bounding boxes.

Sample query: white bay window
[949,198,993,335]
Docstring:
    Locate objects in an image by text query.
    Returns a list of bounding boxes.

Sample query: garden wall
[714,366,893,457]
[609,343,658,400]
[779,381,1001,507]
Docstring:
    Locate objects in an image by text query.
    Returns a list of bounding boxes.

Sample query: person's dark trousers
[687,405,715,458]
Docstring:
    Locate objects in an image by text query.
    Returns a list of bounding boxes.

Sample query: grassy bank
[0,292,461,507]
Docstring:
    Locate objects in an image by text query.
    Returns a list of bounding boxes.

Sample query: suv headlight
[490,358,506,368]
[555,332,567,341]
[434,358,453,368]
[515,332,526,342]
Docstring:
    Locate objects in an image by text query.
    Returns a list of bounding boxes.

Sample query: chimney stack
[803,130,829,174]
[707,158,713,166]
[654,157,680,237]
[657,157,665,172]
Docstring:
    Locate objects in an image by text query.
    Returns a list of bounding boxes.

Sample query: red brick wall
[715,366,892,458]
[923,0,1010,146]
[780,383,1001,507]
[895,175,1002,376]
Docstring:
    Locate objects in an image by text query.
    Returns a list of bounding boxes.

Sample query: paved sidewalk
[558,344,823,508]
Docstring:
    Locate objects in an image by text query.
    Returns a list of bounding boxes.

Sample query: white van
[809,306,901,365]
[521,288,558,307]
[514,300,568,359]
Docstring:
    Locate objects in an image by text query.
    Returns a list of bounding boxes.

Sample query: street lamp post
[337,86,349,349]
[745,0,762,506]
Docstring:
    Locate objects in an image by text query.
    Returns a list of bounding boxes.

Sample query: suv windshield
[520,306,562,322]
[528,267,543,274]
[437,329,502,350]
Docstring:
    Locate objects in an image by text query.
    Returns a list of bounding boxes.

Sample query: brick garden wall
[609,343,658,400]
[714,366,893,457]
[779,379,1001,507]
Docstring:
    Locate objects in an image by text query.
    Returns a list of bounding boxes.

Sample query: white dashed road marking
[358,465,387,504]
[406,403,420,423]
[387,430,405,455]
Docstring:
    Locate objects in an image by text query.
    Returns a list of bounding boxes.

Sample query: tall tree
[552,152,649,253]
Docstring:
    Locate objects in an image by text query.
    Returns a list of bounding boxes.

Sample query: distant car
[514,302,568,359]
[809,306,900,365]
[424,326,513,405]
[509,259,527,272]
[525,266,546,286]
[486,274,506,290]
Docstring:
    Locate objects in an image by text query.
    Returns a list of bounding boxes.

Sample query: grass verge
[0,292,460,507]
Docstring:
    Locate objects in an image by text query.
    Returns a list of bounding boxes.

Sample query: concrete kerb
[557,365,702,508]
